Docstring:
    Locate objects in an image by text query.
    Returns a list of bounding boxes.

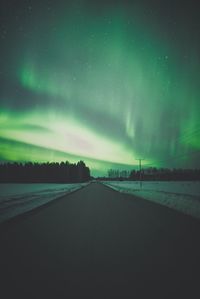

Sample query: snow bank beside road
[103,181,200,219]
[0,183,88,224]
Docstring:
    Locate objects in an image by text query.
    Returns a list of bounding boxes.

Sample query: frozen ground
[103,181,200,219]
[0,183,88,224]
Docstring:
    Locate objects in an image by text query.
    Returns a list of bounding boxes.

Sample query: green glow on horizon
[0,109,145,166]
[0,136,123,176]
[0,5,200,174]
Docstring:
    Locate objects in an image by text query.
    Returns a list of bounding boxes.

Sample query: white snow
[0,183,88,224]
[103,181,200,219]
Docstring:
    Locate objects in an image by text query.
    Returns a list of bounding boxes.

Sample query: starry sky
[0,0,200,176]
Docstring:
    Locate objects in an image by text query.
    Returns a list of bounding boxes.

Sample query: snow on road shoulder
[0,183,88,224]
[103,181,200,219]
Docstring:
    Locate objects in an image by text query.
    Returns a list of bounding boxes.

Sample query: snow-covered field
[0,183,88,224]
[103,181,200,219]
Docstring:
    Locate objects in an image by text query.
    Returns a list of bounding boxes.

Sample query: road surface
[0,182,200,298]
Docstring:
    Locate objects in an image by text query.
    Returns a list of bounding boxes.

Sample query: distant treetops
[0,160,90,183]
[106,167,200,181]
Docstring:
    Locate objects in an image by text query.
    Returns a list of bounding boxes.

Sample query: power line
[144,149,200,168]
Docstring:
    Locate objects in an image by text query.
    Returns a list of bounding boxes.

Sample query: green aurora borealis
[0,1,200,176]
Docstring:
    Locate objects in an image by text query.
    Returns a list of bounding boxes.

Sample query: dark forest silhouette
[105,167,200,181]
[129,167,200,181]
[0,161,90,183]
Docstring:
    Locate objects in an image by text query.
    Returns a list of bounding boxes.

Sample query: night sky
[0,0,200,176]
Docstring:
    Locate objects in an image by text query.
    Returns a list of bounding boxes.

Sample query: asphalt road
[0,182,200,298]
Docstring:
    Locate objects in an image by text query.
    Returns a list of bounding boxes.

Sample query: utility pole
[136,159,145,188]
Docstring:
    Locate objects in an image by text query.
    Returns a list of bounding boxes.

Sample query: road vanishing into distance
[0,182,200,298]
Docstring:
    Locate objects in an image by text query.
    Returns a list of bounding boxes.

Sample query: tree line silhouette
[106,167,200,181]
[130,167,200,181]
[0,161,90,183]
